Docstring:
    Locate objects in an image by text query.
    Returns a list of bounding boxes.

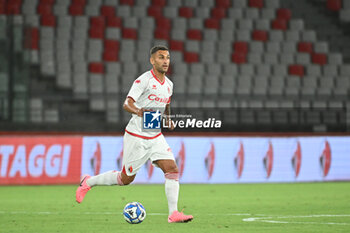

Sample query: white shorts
[122,132,175,176]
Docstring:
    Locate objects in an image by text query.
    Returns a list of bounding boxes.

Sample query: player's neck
[152,69,165,82]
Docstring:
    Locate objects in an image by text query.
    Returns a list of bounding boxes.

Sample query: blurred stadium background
[0,0,350,231]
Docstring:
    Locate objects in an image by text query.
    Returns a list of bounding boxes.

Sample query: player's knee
[123,180,132,185]
[165,164,178,174]
[126,176,135,185]
[121,173,135,185]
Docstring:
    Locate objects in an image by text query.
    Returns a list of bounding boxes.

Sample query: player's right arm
[123,75,150,117]
[123,97,146,117]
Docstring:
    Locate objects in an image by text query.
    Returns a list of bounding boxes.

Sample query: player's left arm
[164,103,175,130]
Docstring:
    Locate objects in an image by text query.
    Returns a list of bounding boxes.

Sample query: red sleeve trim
[125,129,162,140]
[127,96,136,102]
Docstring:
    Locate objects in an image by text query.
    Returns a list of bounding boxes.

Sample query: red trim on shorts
[151,69,165,85]
[125,129,162,139]
[127,96,136,102]
[122,165,126,175]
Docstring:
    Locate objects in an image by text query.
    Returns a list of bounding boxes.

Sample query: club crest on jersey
[135,80,140,84]
[143,110,161,129]
[152,84,157,89]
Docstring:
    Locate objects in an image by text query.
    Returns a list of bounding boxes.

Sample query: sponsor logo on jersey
[143,110,162,129]
[148,94,170,104]
[320,140,331,177]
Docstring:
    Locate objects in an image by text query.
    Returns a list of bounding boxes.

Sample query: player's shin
[165,172,180,215]
[86,170,124,187]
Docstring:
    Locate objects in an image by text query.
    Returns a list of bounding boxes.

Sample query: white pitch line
[261,220,350,226]
[243,214,350,226]
[207,213,252,216]
[2,210,349,226]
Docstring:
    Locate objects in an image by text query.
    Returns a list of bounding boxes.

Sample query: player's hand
[136,108,152,117]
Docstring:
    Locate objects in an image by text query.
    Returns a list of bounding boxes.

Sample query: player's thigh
[150,135,178,173]
[123,133,151,176]
[153,159,178,174]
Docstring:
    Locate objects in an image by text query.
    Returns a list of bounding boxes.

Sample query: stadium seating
[326,0,350,22]
[340,0,350,22]
[0,0,348,128]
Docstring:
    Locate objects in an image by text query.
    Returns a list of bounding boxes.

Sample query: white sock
[165,173,179,215]
[86,170,124,187]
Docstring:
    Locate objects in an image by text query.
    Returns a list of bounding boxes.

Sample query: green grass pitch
[0,183,349,233]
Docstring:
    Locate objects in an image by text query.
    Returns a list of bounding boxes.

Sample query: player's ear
[150,56,154,65]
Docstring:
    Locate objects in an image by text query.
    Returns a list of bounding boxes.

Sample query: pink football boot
[168,210,193,223]
[75,175,91,203]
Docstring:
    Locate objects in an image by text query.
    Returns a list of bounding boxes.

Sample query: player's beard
[156,64,168,74]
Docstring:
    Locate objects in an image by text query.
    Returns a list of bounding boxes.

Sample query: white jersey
[125,69,173,138]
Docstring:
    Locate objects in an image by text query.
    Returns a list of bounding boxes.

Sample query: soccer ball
[123,202,146,224]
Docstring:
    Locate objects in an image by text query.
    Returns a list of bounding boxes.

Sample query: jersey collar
[151,69,165,85]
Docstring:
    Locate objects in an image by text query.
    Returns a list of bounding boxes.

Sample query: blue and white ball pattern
[123,202,146,224]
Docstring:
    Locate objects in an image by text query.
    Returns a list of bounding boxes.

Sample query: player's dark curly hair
[150,45,169,56]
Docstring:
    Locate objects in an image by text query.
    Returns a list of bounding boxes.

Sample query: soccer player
[76,45,193,223]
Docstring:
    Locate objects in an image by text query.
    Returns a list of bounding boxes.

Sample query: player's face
[151,50,170,74]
